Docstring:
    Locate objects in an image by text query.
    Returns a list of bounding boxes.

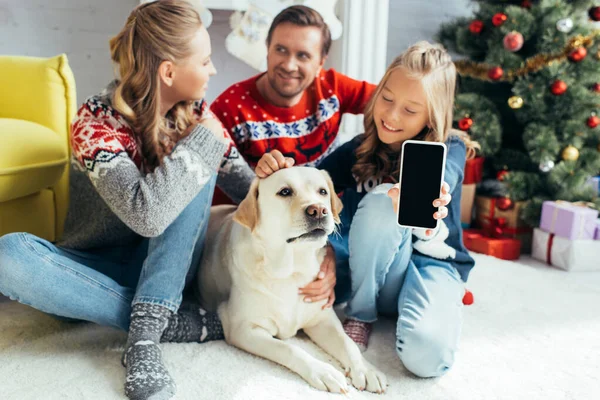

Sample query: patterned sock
[123,303,176,400]
[161,302,224,343]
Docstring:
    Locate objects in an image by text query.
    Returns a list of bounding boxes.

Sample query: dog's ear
[233,178,260,231]
[320,170,343,224]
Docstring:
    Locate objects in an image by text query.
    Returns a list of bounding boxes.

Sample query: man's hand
[256,150,295,178]
[299,244,336,309]
[387,182,452,237]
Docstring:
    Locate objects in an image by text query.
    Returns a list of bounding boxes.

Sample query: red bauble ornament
[503,31,524,52]
[593,83,600,93]
[492,12,508,26]
[588,115,600,128]
[550,80,568,95]
[458,117,474,131]
[469,20,484,34]
[462,289,474,306]
[496,170,509,181]
[589,6,600,22]
[496,197,514,211]
[521,0,532,8]
[488,66,504,80]
[568,47,587,62]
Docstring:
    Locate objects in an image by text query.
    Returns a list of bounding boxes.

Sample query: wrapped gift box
[463,229,521,260]
[539,201,598,240]
[464,156,484,185]
[460,157,484,228]
[531,228,600,271]
[474,196,532,253]
[460,183,476,227]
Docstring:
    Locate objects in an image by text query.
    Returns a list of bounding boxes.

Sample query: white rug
[1,254,599,400]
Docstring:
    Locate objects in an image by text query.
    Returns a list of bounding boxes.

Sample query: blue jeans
[329,184,464,378]
[0,175,216,331]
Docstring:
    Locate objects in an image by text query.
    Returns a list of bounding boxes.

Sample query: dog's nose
[305,204,328,220]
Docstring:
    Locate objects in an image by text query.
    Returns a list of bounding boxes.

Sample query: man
[211,5,376,174]
[210,5,376,311]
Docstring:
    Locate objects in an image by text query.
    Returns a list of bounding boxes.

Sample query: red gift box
[463,229,521,260]
[474,196,533,253]
[463,156,484,184]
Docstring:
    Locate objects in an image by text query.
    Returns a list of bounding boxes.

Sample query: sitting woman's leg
[123,175,218,399]
[0,232,137,330]
[343,184,412,348]
[396,254,464,378]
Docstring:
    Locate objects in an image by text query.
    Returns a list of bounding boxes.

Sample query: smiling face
[262,23,325,106]
[373,67,430,151]
[234,167,342,249]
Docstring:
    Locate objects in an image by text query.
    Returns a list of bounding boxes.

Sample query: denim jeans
[0,175,216,331]
[329,184,464,378]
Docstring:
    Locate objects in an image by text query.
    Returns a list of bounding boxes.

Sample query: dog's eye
[277,188,293,197]
[319,188,328,196]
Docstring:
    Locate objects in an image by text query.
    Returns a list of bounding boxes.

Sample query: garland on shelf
[455,30,600,82]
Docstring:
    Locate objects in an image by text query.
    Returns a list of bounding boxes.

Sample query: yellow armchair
[0,54,76,242]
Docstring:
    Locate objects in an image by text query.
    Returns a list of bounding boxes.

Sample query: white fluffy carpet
[1,254,599,400]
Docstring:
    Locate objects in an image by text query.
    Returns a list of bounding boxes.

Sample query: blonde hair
[109,0,204,172]
[353,41,480,183]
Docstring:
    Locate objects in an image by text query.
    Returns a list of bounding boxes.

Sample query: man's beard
[267,72,307,99]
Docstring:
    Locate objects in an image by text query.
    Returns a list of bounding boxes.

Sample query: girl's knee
[355,185,408,232]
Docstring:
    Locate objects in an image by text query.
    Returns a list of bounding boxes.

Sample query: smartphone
[397,140,447,230]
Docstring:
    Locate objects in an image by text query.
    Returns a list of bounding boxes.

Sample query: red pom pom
[492,12,508,27]
[587,115,600,129]
[463,289,474,306]
[592,83,600,93]
[568,47,587,62]
[550,80,567,96]
[488,66,504,81]
[470,20,484,34]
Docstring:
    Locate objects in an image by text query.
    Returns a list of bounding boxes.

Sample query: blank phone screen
[397,142,445,229]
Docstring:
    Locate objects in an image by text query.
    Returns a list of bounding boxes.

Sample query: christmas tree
[437,0,600,225]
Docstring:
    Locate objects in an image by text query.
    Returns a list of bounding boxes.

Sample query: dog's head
[233,167,343,247]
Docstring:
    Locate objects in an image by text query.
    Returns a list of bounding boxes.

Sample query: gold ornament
[455,30,600,82]
[562,145,579,161]
[508,96,524,109]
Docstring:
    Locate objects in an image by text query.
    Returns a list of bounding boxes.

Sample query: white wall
[0,0,474,104]
[0,0,138,103]
[386,0,474,64]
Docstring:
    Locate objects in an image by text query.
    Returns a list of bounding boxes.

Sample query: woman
[0,1,254,399]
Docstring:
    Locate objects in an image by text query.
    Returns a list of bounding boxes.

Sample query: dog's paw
[347,360,388,394]
[303,363,349,394]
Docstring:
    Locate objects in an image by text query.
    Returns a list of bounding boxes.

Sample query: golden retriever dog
[196,167,387,394]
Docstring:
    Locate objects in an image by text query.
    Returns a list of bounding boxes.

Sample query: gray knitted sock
[161,303,224,343]
[123,303,176,400]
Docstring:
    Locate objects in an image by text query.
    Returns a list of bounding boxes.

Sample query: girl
[0,1,254,399]
[255,41,478,379]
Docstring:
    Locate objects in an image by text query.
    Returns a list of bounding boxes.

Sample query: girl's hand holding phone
[387,182,451,236]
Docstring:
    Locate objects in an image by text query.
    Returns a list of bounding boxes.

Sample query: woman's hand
[255,150,295,178]
[387,182,452,236]
[299,244,337,309]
